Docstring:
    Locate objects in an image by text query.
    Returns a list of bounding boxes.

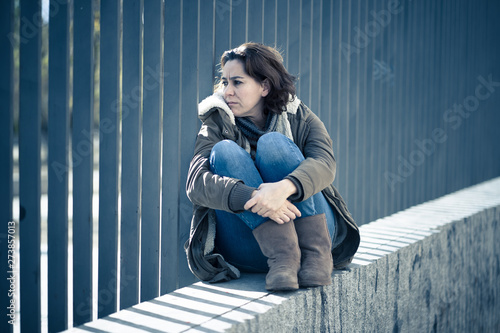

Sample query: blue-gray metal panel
[161,0,182,294]
[120,0,142,309]
[263,0,276,46]
[360,1,372,224]
[416,0,427,206]
[141,0,163,302]
[19,1,42,331]
[365,0,376,222]
[276,0,288,66]
[331,0,341,158]
[298,0,312,107]
[198,0,216,100]
[375,0,385,217]
[379,0,391,217]
[368,0,378,220]
[319,0,332,137]
[98,0,120,318]
[247,0,263,43]
[47,1,70,331]
[462,0,473,188]
[428,0,440,201]
[309,0,321,118]
[466,0,477,187]
[72,0,94,325]
[440,0,452,198]
[434,1,445,199]
[215,0,231,66]
[337,0,350,200]
[347,0,359,220]
[287,0,301,86]
[399,1,410,211]
[0,1,14,332]
[354,0,366,223]
[178,0,201,287]
[390,1,403,218]
[485,0,500,180]
[475,1,488,185]
[231,0,246,47]
[421,0,434,205]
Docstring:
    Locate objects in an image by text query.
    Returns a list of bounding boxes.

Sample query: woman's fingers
[284,201,301,218]
[246,192,301,223]
[244,197,257,211]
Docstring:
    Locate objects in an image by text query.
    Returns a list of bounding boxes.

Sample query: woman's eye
[222,81,228,87]
[234,80,242,85]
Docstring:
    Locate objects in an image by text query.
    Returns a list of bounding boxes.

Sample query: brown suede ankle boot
[294,214,333,287]
[252,220,301,291]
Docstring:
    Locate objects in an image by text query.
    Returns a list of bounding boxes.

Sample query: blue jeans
[210,132,337,272]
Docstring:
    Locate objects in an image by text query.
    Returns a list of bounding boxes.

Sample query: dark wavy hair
[218,42,297,115]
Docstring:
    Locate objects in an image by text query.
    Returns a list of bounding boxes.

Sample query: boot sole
[298,279,332,288]
[266,283,299,291]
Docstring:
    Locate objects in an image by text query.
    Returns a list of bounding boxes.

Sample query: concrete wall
[233,208,499,333]
[66,177,500,333]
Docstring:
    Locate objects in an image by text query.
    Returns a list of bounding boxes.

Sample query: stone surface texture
[66,177,500,332]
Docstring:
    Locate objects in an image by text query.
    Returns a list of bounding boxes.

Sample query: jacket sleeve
[186,111,243,212]
[287,103,337,201]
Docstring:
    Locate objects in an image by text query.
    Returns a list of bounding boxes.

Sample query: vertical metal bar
[355,0,366,223]
[298,0,311,106]
[331,0,341,175]
[231,0,246,47]
[215,0,231,66]
[429,0,439,200]
[198,0,215,100]
[72,0,94,325]
[441,0,451,198]
[337,0,350,200]
[98,0,120,318]
[391,0,403,216]
[379,0,389,217]
[320,0,332,132]
[120,0,142,309]
[161,0,182,294]
[263,0,276,46]
[347,0,359,219]
[276,0,289,65]
[140,0,163,302]
[178,0,201,287]
[411,0,422,207]
[47,0,70,331]
[247,0,263,43]
[287,0,300,94]
[0,0,14,332]
[374,0,384,218]
[18,0,42,331]
[361,0,373,223]
[310,0,321,118]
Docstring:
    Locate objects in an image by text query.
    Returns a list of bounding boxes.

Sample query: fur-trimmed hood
[197,91,302,124]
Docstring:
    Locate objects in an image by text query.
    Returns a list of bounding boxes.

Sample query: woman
[186,43,360,291]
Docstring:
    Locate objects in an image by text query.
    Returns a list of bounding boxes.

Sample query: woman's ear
[261,79,270,97]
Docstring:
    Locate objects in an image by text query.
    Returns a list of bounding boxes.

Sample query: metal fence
[1,0,500,332]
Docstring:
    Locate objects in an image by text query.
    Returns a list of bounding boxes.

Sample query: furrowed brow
[221,75,244,80]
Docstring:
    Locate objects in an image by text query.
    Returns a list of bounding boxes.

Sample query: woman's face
[221,60,269,120]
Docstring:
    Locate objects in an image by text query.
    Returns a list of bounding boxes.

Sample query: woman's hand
[244,179,301,224]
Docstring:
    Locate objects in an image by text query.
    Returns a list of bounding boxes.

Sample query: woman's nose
[224,84,234,97]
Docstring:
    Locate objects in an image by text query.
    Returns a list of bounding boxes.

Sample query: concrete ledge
[67,177,500,332]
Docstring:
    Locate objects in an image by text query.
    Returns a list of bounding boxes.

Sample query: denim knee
[256,132,291,157]
[210,140,248,172]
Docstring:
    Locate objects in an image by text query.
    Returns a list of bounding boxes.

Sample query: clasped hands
[243,179,301,224]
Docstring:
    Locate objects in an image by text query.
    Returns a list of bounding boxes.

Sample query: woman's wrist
[279,179,297,198]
